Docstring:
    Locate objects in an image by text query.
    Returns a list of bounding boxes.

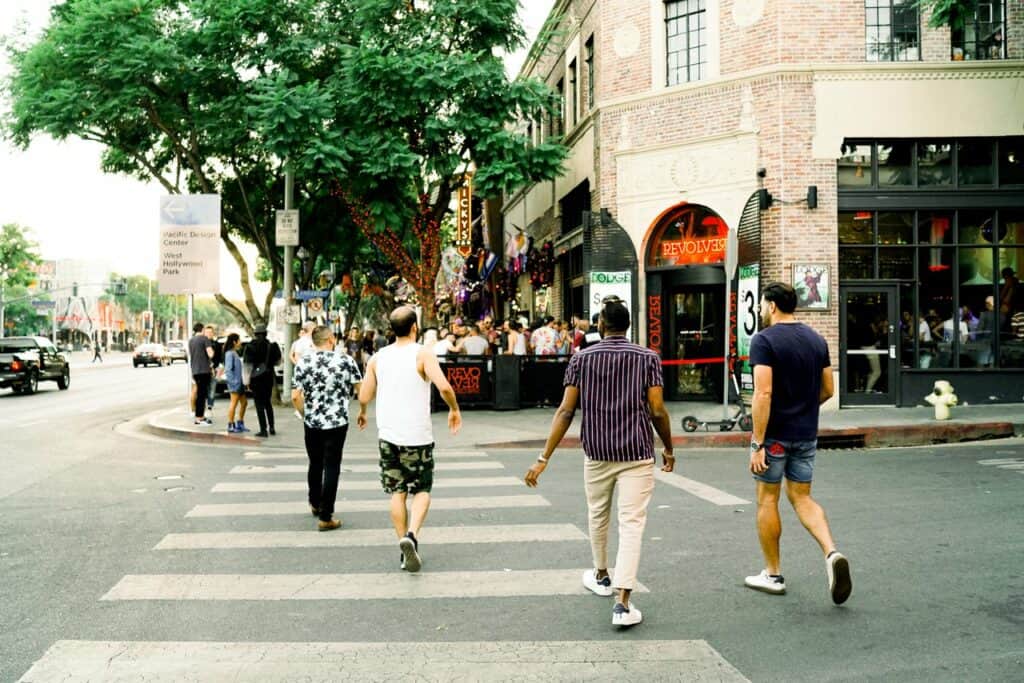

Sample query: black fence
[431,355,570,411]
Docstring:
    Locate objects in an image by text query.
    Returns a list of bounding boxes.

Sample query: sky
[0,0,553,299]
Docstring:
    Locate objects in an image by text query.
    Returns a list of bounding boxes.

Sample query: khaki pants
[584,457,655,591]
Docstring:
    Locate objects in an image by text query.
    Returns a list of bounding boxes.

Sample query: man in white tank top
[357,306,462,572]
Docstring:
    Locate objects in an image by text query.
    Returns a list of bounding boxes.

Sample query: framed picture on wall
[792,264,830,310]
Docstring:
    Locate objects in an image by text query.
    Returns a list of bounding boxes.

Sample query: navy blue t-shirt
[749,322,831,441]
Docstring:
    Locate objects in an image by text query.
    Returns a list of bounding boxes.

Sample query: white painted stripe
[186,495,549,517]
[978,458,1022,465]
[655,470,751,506]
[244,450,488,461]
[230,462,503,474]
[154,523,586,550]
[212,476,523,493]
[102,569,649,601]
[996,463,1024,470]
[19,640,750,682]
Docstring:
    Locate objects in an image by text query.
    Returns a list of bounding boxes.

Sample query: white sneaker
[612,601,642,627]
[744,569,786,594]
[826,551,852,605]
[582,570,613,597]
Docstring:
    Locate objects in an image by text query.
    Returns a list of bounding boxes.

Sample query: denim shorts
[752,439,817,484]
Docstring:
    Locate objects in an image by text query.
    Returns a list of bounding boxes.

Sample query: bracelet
[537,454,549,464]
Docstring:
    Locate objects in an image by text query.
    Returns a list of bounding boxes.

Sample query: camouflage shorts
[379,440,435,494]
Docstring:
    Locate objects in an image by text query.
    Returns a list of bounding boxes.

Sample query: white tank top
[512,331,527,355]
[373,342,433,446]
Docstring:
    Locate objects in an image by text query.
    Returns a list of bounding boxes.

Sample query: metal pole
[0,277,5,339]
[187,293,194,411]
[282,163,295,400]
[723,275,732,419]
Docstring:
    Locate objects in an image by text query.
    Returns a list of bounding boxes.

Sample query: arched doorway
[644,203,730,401]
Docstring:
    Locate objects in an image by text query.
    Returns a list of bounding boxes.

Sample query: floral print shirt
[293,350,362,430]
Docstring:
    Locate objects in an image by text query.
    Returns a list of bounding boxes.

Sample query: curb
[143,409,265,446]
[478,421,1018,450]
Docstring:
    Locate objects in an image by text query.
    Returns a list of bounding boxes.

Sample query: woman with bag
[244,324,282,437]
[224,334,250,433]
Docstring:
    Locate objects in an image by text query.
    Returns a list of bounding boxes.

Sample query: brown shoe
[317,519,341,532]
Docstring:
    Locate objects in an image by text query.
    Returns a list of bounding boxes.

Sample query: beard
[760,310,772,329]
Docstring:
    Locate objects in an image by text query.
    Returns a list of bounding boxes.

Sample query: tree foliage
[0,223,42,290]
[914,0,972,30]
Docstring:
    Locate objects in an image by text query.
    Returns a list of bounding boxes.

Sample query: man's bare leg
[390,492,408,538]
[407,492,431,537]
[785,480,836,555]
[756,481,783,575]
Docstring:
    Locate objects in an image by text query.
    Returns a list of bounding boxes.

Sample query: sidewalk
[68,351,134,371]
[143,399,1023,451]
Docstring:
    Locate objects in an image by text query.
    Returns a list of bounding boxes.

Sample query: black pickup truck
[0,336,71,395]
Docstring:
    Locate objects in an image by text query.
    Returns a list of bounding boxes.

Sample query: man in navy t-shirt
[744,282,852,606]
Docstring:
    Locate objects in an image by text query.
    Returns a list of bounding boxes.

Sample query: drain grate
[818,434,867,450]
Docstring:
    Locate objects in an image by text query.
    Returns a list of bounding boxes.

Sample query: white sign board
[276,209,299,247]
[589,271,632,335]
[158,195,221,295]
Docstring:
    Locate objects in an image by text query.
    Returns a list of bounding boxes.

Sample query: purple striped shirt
[563,336,664,461]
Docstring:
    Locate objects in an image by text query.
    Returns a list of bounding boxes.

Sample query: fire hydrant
[924,380,958,420]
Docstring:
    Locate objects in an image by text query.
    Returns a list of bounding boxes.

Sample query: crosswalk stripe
[212,476,523,493]
[186,495,550,517]
[19,640,750,682]
[230,462,503,474]
[654,470,751,506]
[101,569,649,601]
[977,458,1022,465]
[996,463,1024,470]
[244,450,488,461]
[154,523,586,550]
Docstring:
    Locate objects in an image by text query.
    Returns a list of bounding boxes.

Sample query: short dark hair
[389,306,418,337]
[225,333,240,351]
[1002,267,1016,277]
[193,323,204,334]
[543,315,555,325]
[600,300,630,332]
[311,325,333,347]
[762,282,798,314]
[591,313,599,325]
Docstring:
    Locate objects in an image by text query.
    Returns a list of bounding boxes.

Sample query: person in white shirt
[357,307,461,573]
[456,324,490,355]
[433,332,458,357]
[290,321,317,364]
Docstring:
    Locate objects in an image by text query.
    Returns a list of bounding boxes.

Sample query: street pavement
[2,361,1023,680]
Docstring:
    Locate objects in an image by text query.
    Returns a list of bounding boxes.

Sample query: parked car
[133,343,171,367]
[166,340,188,364]
[0,336,70,394]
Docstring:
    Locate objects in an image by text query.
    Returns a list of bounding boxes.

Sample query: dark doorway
[666,284,726,401]
[840,284,899,405]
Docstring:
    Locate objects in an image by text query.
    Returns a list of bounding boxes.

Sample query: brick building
[503,0,1024,406]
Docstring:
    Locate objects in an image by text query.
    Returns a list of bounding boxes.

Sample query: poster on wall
[158,194,221,295]
[589,271,632,334]
[793,263,830,310]
[737,263,760,394]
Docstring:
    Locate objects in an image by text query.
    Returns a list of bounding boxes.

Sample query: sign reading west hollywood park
[159,195,221,295]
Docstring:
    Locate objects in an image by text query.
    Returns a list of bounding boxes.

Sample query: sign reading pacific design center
[158,195,221,295]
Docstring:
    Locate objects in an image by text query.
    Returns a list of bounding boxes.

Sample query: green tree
[0,223,44,337]
[248,0,567,324]
[913,0,972,30]
[3,0,359,331]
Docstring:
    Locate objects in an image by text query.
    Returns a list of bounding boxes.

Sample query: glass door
[667,285,725,401]
[841,285,898,406]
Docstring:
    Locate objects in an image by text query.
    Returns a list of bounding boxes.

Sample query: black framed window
[585,36,595,110]
[666,0,706,86]
[866,0,921,61]
[551,79,564,138]
[839,138,1024,190]
[953,1,1006,61]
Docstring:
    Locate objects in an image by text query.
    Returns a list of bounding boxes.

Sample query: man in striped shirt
[524,297,675,627]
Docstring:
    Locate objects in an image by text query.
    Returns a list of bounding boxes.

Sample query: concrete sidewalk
[143,398,1023,451]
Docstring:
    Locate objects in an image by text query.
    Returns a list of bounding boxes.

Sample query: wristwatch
[749,440,762,452]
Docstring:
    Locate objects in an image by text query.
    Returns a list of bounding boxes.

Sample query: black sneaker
[399,532,421,573]
[268,427,276,436]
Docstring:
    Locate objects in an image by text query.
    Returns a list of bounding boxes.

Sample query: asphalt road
[2,368,1022,681]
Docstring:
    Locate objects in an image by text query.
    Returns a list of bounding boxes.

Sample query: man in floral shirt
[291,325,362,531]
[530,316,559,355]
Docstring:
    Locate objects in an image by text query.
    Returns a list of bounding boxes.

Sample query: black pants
[251,376,274,433]
[193,373,211,418]
[304,424,348,521]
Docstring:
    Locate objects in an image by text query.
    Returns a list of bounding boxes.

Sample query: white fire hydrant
[924,380,958,420]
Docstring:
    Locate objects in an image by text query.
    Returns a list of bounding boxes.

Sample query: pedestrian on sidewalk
[292,325,362,532]
[290,321,316,365]
[745,282,852,605]
[356,306,462,573]
[91,341,102,363]
[244,324,281,437]
[205,325,221,414]
[223,333,249,433]
[524,296,675,628]
[188,322,214,426]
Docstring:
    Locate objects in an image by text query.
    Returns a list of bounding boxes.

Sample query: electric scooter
[680,370,753,432]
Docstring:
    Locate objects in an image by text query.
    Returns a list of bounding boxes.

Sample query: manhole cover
[154,474,184,481]
[163,486,194,493]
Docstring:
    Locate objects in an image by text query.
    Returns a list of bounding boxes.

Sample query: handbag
[250,343,271,380]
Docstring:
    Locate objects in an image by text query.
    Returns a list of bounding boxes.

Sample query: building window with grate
[551,78,564,138]
[866,0,920,61]
[666,0,706,86]
[585,36,595,110]
[953,1,1006,61]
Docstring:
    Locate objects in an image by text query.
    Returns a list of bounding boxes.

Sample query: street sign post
[276,209,299,247]
[158,195,221,295]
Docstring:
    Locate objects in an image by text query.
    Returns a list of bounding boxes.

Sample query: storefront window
[958,140,994,186]
[918,142,953,186]
[878,212,913,245]
[840,247,874,280]
[839,211,873,244]
[879,247,914,279]
[1000,137,1024,186]
[878,141,914,186]
[919,247,955,368]
[959,210,998,245]
[920,212,954,246]
[838,144,873,188]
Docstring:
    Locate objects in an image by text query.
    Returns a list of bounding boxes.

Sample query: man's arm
[646,385,675,472]
[291,388,304,416]
[819,365,834,405]
[356,357,377,430]
[419,350,461,434]
[750,364,772,475]
[524,385,579,487]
